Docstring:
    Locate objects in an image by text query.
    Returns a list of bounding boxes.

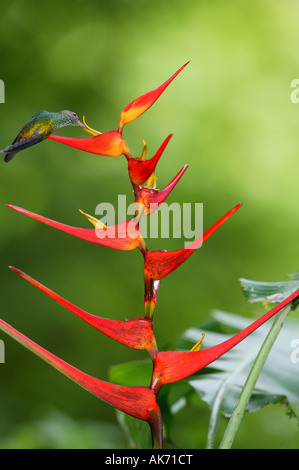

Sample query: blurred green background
[0,0,299,448]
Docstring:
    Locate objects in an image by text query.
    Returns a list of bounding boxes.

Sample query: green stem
[206,353,255,449]
[219,304,292,449]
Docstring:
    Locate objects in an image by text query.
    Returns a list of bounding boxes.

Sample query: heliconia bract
[9,266,158,359]
[144,204,242,281]
[49,130,131,158]
[7,204,144,251]
[128,134,173,186]
[118,62,189,132]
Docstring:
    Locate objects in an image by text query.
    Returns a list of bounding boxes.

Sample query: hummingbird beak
[78,120,87,128]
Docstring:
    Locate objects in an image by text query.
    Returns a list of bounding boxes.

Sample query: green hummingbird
[1,110,87,162]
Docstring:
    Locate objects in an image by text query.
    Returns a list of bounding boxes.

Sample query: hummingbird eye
[73,113,77,117]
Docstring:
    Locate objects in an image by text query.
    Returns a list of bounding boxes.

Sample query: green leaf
[184,310,299,413]
[288,272,299,281]
[114,410,152,449]
[181,309,299,447]
[239,277,299,303]
[109,359,152,387]
[221,384,286,414]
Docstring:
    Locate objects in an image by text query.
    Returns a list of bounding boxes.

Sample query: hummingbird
[1,110,87,162]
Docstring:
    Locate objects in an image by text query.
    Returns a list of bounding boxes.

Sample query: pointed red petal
[48,130,130,158]
[144,204,242,280]
[151,288,299,389]
[128,134,172,186]
[119,62,189,131]
[0,318,159,422]
[7,205,142,251]
[10,267,158,358]
[138,165,188,215]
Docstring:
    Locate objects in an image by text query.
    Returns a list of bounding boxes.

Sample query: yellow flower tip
[79,209,107,229]
[140,140,147,161]
[81,116,102,136]
[146,172,157,189]
[190,332,205,352]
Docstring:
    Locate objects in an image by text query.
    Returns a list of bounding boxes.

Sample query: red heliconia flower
[0,318,163,448]
[10,266,158,359]
[47,62,189,161]
[144,203,242,281]
[118,62,189,132]
[48,130,131,159]
[7,204,144,252]
[135,164,189,216]
[150,288,299,394]
[128,134,173,186]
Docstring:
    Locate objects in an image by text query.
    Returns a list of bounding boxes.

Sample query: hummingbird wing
[1,127,50,162]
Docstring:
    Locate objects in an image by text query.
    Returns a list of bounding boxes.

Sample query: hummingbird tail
[4,152,16,162]
[1,131,46,162]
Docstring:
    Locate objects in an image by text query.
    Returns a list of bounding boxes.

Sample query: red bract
[0,318,163,448]
[150,288,299,393]
[7,204,143,251]
[48,130,131,158]
[135,165,189,216]
[128,134,173,186]
[10,266,158,359]
[142,204,241,319]
[144,203,242,281]
[118,62,189,132]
